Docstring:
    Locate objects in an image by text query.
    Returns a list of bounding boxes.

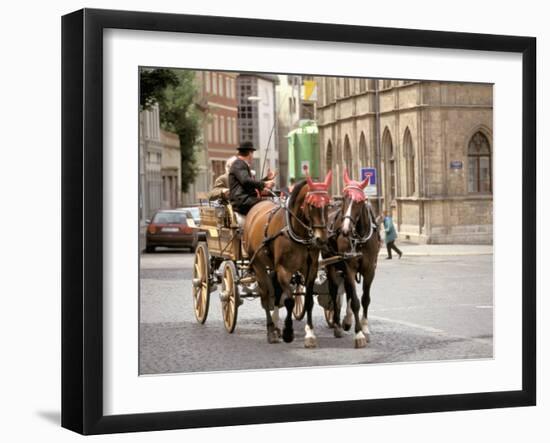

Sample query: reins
[261,187,330,247]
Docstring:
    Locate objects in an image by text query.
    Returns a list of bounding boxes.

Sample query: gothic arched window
[344,135,353,175]
[403,128,415,196]
[468,132,492,193]
[359,132,368,167]
[382,129,396,202]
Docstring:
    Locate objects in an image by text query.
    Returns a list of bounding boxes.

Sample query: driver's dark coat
[228,158,265,215]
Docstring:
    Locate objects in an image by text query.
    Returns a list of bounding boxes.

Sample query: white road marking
[370,315,444,334]
[370,315,493,346]
[373,303,493,313]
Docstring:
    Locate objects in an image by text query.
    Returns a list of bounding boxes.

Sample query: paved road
[139,248,493,375]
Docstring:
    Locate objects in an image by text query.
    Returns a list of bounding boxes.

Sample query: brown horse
[324,169,380,348]
[243,172,332,346]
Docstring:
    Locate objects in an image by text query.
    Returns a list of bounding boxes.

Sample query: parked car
[145,209,198,253]
[178,206,206,242]
[178,206,201,225]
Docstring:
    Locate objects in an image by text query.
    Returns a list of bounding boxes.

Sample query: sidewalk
[379,242,493,257]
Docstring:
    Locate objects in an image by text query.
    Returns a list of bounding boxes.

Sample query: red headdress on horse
[343,169,369,202]
[303,166,332,208]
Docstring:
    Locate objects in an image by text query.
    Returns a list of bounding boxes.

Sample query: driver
[228,141,275,216]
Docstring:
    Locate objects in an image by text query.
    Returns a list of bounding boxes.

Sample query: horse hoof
[274,327,282,338]
[354,337,367,348]
[304,337,318,348]
[267,331,280,344]
[343,322,352,332]
[282,328,294,343]
[333,325,344,338]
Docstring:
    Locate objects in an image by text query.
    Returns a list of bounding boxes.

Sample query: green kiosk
[287,120,320,181]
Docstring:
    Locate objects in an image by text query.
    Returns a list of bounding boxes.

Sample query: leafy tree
[158,70,202,193]
[140,68,202,193]
[139,68,179,110]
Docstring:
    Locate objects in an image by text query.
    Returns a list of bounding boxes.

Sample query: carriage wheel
[324,308,335,328]
[221,261,239,333]
[292,285,306,320]
[192,242,210,324]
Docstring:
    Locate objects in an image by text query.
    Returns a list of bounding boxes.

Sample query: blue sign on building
[360,167,377,185]
[359,167,377,196]
[450,160,463,170]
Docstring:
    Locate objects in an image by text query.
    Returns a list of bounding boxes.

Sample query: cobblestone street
[139,245,493,374]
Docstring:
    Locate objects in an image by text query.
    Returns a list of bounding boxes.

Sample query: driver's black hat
[237,141,256,153]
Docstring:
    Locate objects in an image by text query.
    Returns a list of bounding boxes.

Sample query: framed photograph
[62,8,536,435]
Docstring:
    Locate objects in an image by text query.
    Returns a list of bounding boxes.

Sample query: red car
[145,209,198,253]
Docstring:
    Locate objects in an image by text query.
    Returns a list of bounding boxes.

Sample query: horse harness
[328,201,378,255]
[246,191,329,266]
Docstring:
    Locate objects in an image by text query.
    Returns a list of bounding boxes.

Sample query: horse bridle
[285,189,330,245]
[341,186,375,244]
[305,190,329,229]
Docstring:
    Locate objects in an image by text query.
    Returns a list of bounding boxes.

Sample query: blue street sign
[360,167,377,196]
[450,160,463,170]
[360,167,377,185]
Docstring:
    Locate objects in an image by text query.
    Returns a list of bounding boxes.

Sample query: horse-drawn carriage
[191,201,311,333]
[191,169,380,348]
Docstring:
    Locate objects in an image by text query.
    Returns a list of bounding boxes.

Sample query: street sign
[360,167,377,196]
[450,160,463,170]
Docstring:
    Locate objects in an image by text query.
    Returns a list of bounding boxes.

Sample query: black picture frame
[62,8,536,435]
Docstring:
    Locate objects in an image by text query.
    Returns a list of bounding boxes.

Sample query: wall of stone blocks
[425,198,493,244]
[316,79,493,244]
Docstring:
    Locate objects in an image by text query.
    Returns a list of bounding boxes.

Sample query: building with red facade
[198,71,239,184]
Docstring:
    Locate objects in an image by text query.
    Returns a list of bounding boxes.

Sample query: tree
[139,68,179,110]
[158,70,202,193]
[139,68,202,193]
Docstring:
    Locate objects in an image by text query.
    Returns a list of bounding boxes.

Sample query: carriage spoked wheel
[221,261,239,333]
[292,285,306,321]
[324,308,335,328]
[192,242,210,324]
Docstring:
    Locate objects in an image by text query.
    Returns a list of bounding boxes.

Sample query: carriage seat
[225,204,242,229]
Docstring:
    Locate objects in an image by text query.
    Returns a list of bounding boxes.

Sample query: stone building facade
[160,130,181,209]
[316,78,493,244]
[139,105,182,250]
[139,104,163,220]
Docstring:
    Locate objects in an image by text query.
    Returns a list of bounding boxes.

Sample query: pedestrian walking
[383,210,403,259]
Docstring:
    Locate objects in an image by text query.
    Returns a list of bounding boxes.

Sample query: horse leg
[302,256,320,348]
[327,265,343,338]
[342,289,353,332]
[271,272,283,338]
[271,307,281,338]
[283,296,295,343]
[255,265,279,344]
[344,268,367,348]
[276,267,295,343]
[263,309,279,344]
[361,269,375,342]
[304,284,318,348]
